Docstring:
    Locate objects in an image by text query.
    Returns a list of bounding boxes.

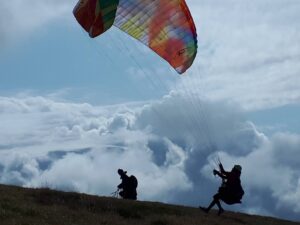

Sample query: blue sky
[1,12,299,133]
[1,0,300,222]
[0,17,175,104]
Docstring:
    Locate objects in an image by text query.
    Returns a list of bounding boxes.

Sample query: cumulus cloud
[183,0,300,111]
[210,133,300,220]
[0,94,299,221]
[1,0,300,110]
[1,0,300,221]
[0,0,74,44]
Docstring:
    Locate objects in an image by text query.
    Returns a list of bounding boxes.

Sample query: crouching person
[117,169,138,200]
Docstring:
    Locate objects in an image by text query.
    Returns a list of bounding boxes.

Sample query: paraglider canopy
[73,0,198,74]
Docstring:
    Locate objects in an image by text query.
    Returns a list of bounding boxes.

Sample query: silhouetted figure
[117,169,138,200]
[201,164,244,215]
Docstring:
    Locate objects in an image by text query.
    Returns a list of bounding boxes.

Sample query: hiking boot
[218,208,224,216]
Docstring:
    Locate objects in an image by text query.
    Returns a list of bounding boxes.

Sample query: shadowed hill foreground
[0,184,298,225]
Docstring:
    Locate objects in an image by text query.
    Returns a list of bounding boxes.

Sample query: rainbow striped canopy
[73,0,198,74]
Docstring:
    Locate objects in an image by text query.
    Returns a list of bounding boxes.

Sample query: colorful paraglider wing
[114,0,197,74]
[73,0,120,38]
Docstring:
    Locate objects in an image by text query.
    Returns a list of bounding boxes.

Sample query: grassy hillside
[0,184,298,225]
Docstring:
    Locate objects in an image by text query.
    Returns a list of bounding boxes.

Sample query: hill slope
[0,184,298,225]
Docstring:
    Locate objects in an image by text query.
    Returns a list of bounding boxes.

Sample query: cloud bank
[185,0,300,110]
[0,95,299,221]
[1,0,300,221]
[0,0,73,44]
[1,0,300,111]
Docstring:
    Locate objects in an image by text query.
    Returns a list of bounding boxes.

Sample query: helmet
[233,165,242,172]
[118,169,127,175]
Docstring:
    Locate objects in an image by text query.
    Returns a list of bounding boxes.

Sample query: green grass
[0,184,297,225]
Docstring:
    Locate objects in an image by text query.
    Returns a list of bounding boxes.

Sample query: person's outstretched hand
[213,169,218,176]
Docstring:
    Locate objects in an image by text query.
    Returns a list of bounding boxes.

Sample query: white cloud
[184,0,300,110]
[1,0,300,221]
[0,94,299,221]
[205,132,300,218]
[1,0,300,110]
[0,0,75,44]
